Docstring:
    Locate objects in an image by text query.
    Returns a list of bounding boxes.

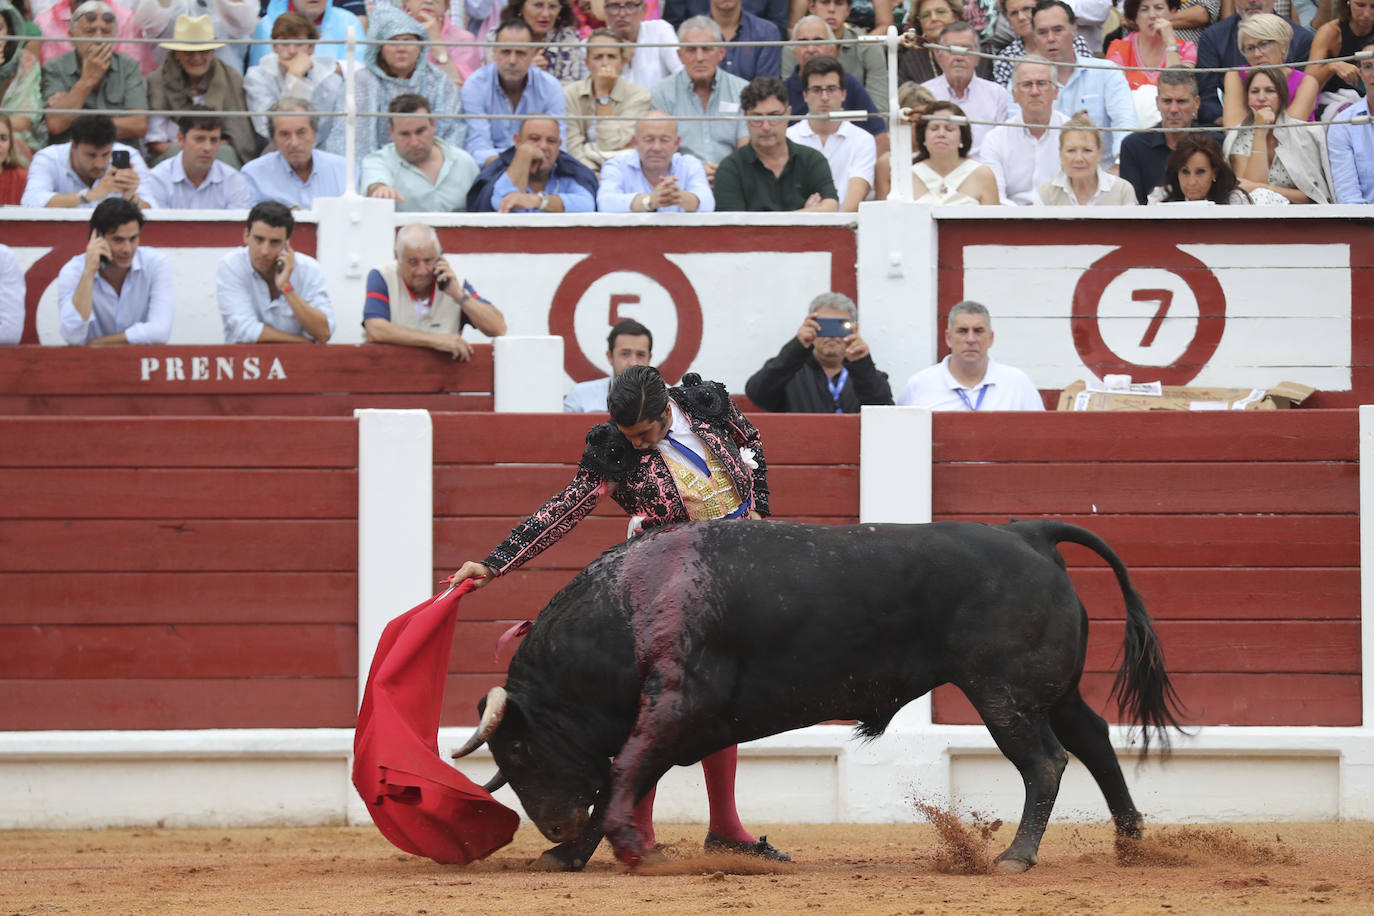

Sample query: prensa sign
[139,355,289,382]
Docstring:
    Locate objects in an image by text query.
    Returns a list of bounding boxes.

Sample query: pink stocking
[701,745,754,843]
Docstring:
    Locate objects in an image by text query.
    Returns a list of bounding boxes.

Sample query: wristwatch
[433,50,449,64]
[538,192,551,211]
[643,194,657,212]
[595,94,613,105]
[77,188,89,204]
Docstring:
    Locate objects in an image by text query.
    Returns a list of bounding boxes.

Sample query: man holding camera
[744,291,892,413]
[57,197,173,346]
[362,223,507,361]
[22,113,155,209]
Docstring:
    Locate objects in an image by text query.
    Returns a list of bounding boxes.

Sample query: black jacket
[466,146,599,212]
[745,337,893,413]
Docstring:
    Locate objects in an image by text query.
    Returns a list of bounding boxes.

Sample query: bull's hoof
[994,854,1035,874]
[533,848,587,872]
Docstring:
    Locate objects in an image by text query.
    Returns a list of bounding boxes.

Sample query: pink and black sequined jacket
[482,376,770,576]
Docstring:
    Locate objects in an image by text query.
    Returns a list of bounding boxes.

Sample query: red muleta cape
[353,580,520,864]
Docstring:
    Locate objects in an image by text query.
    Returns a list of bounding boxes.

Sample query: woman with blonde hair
[1035,112,1138,205]
[1222,13,1319,122]
[1222,66,1334,203]
[0,112,27,204]
[911,100,1000,205]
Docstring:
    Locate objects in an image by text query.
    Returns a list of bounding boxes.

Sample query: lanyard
[955,384,989,411]
[664,433,712,478]
[826,368,849,414]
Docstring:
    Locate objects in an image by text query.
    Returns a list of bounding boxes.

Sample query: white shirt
[921,74,1008,160]
[976,109,1068,206]
[655,400,711,472]
[0,245,25,345]
[57,247,175,346]
[1035,168,1137,206]
[564,376,611,413]
[215,247,335,343]
[144,155,256,210]
[897,355,1045,411]
[20,142,157,208]
[624,19,682,90]
[785,119,876,195]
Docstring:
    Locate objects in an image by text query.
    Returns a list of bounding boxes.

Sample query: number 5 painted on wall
[1132,289,1174,347]
[609,294,640,325]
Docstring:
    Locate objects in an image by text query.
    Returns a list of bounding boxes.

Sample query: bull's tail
[1013,520,1188,759]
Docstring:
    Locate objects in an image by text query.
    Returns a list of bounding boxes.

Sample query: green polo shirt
[41,50,148,145]
[713,139,838,212]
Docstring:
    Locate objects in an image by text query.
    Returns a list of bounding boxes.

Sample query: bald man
[597,113,715,212]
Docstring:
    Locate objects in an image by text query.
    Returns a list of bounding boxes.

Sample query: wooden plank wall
[434,412,861,725]
[0,417,360,729]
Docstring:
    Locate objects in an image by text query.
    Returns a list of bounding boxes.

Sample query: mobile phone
[436,253,450,291]
[274,258,284,273]
[111,149,131,170]
[815,317,854,337]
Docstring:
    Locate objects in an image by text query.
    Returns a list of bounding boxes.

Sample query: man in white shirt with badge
[976,56,1067,206]
[897,300,1044,411]
[58,197,174,346]
[785,56,874,212]
[216,201,335,344]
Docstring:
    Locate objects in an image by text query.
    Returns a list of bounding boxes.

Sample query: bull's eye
[509,740,526,761]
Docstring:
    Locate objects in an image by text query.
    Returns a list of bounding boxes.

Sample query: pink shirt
[1106,33,1198,89]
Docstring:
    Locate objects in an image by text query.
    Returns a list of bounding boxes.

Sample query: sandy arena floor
[3,818,1372,915]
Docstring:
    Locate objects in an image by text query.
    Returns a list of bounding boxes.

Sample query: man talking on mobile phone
[215,201,335,344]
[744,291,892,413]
[361,223,507,361]
[57,197,173,346]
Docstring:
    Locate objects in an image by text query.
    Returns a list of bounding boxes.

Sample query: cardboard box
[1056,379,1315,412]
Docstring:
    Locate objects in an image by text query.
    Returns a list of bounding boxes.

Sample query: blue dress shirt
[596,150,715,212]
[1328,97,1374,205]
[216,247,336,343]
[489,172,595,211]
[145,156,256,210]
[241,150,349,209]
[20,142,157,208]
[57,247,174,345]
[459,63,568,165]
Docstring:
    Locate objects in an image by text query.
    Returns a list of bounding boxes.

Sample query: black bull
[453,519,1184,871]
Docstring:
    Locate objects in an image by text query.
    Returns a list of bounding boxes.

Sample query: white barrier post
[313,196,395,345]
[885,25,914,202]
[493,336,564,412]
[344,26,358,196]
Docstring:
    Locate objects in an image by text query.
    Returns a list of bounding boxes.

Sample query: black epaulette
[579,423,636,482]
[672,374,732,423]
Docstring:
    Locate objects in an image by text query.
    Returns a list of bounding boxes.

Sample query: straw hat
[159,14,225,51]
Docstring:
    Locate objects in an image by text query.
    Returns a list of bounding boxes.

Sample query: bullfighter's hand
[449,560,492,587]
[748,509,762,520]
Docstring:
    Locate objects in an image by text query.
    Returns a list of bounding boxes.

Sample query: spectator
[605,0,682,89]
[34,0,150,72]
[248,0,364,69]
[993,0,1093,86]
[650,16,749,180]
[563,28,651,171]
[460,18,567,166]
[144,111,255,207]
[714,75,837,210]
[977,56,1066,205]
[57,197,173,345]
[242,12,343,146]
[745,292,892,413]
[1009,0,1137,168]
[785,56,874,211]
[563,318,654,412]
[41,0,147,143]
[912,99,999,203]
[1220,14,1319,123]
[711,0,780,81]
[1146,132,1253,203]
[467,115,597,210]
[897,300,1044,411]
[1119,68,1220,203]
[1171,0,1219,46]
[21,113,155,207]
[1222,65,1333,202]
[0,113,28,203]
[922,20,1007,158]
[240,98,348,208]
[0,242,26,343]
[1034,112,1138,204]
[597,112,714,210]
[1307,0,1374,100]
[216,200,335,343]
[1327,36,1374,204]
[402,0,480,88]
[487,0,587,82]
[363,223,507,359]
[784,15,888,155]
[1,0,47,157]
[361,92,479,210]
[899,0,992,85]
[325,6,467,164]
[132,0,257,74]
[781,0,886,113]
[1105,0,1197,94]
[1195,0,1312,125]
[145,15,256,165]
[666,0,788,36]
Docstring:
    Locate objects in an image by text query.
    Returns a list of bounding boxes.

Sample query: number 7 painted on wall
[1132,289,1174,347]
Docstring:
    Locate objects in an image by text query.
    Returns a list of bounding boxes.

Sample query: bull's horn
[451,686,508,759]
[482,771,508,793]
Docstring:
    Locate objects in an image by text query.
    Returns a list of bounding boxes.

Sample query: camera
[815,317,854,338]
[110,149,131,170]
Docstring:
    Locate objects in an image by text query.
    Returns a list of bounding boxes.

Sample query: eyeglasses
[1016,79,1053,90]
[1239,39,1276,55]
[79,11,117,23]
[918,6,953,19]
[603,1,643,11]
[804,84,844,96]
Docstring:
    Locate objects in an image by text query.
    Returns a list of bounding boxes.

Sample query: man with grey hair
[362,223,507,360]
[240,98,348,208]
[897,301,1043,411]
[745,292,892,412]
[975,55,1066,206]
[1118,68,1222,204]
[41,0,148,144]
[783,14,888,154]
[649,15,750,180]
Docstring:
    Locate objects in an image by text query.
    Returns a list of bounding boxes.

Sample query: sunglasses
[79,11,117,24]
